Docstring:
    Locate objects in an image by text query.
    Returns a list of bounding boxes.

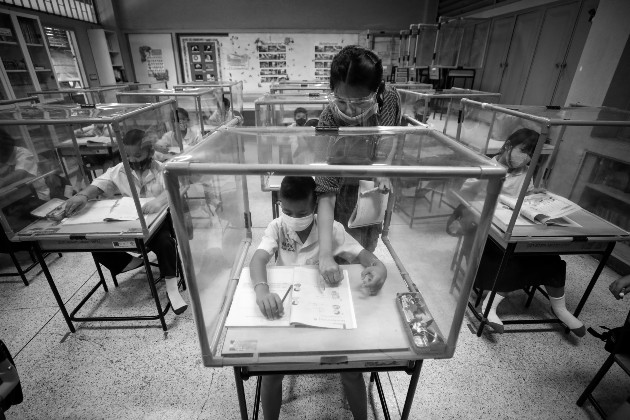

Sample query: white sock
[165,277,187,312]
[549,295,584,333]
[482,293,505,331]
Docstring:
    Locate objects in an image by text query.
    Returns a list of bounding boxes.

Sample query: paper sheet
[62,197,151,225]
[347,180,388,229]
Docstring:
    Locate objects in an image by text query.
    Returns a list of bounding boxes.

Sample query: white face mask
[281,212,314,232]
[331,102,379,126]
[508,148,531,169]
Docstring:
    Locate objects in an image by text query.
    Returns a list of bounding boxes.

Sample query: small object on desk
[281,285,292,303]
[30,198,66,220]
[396,292,444,353]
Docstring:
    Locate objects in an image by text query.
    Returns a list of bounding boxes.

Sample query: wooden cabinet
[477,0,593,106]
[87,28,126,85]
[0,9,59,99]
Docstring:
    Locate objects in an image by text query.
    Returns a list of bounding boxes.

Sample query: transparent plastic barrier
[164,127,505,366]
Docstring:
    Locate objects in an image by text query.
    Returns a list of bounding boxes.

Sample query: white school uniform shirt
[91,160,164,198]
[257,215,364,266]
[157,126,201,150]
[460,156,533,199]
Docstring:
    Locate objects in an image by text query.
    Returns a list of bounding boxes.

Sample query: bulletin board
[178,34,224,83]
[128,33,178,88]
[218,33,359,94]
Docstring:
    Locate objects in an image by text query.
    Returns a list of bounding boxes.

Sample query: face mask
[331,101,378,126]
[296,118,307,126]
[281,212,314,232]
[508,148,531,169]
[129,156,152,171]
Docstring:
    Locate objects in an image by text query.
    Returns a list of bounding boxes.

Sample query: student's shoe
[165,277,188,315]
[550,306,586,337]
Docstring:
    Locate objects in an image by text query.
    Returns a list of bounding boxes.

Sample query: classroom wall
[0,3,102,86]
[111,0,438,32]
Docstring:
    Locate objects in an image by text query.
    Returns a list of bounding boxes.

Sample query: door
[520,2,581,105]
[498,10,544,104]
[478,16,515,93]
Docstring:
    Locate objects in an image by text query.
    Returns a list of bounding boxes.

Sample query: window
[0,0,98,24]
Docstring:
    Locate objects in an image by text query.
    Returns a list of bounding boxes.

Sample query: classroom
[1,1,630,419]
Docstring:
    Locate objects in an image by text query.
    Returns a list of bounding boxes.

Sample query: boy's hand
[319,255,343,286]
[610,275,630,300]
[361,263,387,295]
[64,194,88,216]
[142,199,163,214]
[256,290,284,319]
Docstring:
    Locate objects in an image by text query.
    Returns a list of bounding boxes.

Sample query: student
[0,128,38,189]
[448,128,584,335]
[207,96,234,126]
[250,176,387,420]
[64,128,187,315]
[288,107,307,126]
[315,45,402,286]
[154,107,201,160]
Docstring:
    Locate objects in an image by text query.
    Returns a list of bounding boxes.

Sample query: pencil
[281,285,293,303]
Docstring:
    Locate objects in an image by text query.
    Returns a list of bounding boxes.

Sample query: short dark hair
[329,45,383,92]
[294,107,307,117]
[122,128,146,147]
[279,176,316,204]
[222,96,230,109]
[176,107,189,121]
[501,128,540,157]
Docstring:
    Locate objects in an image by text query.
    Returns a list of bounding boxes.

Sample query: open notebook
[225,266,357,329]
[62,197,151,225]
[497,192,581,228]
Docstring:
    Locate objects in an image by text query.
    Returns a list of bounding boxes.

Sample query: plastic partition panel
[163,126,506,367]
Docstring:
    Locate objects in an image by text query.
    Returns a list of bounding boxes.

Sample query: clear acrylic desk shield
[116,87,228,135]
[0,100,180,243]
[398,88,501,139]
[163,126,506,368]
[456,99,630,243]
[269,82,330,95]
[173,81,244,118]
[254,93,330,127]
[28,85,129,105]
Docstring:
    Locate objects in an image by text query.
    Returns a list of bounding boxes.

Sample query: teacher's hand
[319,254,343,286]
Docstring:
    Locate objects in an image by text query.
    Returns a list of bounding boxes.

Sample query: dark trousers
[92,221,177,278]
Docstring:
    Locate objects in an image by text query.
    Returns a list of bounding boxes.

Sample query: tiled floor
[2,174,630,420]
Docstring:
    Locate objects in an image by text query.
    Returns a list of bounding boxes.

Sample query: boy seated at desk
[64,128,187,315]
[154,107,201,161]
[249,176,387,420]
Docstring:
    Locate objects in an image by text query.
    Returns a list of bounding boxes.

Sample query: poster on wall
[314,44,342,83]
[256,40,288,84]
[128,33,178,88]
[218,33,359,95]
[178,34,223,83]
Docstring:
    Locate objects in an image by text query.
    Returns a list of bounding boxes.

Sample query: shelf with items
[0,10,59,100]
[88,29,126,85]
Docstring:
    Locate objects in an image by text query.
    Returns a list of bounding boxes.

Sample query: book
[62,197,151,225]
[225,266,357,329]
[497,192,581,227]
[30,198,66,218]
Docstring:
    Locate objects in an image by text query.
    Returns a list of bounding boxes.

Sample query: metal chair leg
[577,353,615,407]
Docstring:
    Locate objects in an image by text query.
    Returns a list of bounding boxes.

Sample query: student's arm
[250,249,283,319]
[610,275,630,300]
[64,185,104,216]
[357,249,387,295]
[317,193,343,285]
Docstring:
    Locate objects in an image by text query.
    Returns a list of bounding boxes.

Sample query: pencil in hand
[280,285,292,313]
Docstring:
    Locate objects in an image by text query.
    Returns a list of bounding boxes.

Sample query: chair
[577,317,630,418]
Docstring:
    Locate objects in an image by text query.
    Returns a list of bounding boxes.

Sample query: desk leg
[136,239,167,331]
[371,372,391,420]
[400,361,423,420]
[34,243,75,333]
[234,367,249,420]
[253,376,262,420]
[574,242,615,318]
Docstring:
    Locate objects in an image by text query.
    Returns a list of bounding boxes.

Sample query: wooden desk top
[219,264,445,366]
